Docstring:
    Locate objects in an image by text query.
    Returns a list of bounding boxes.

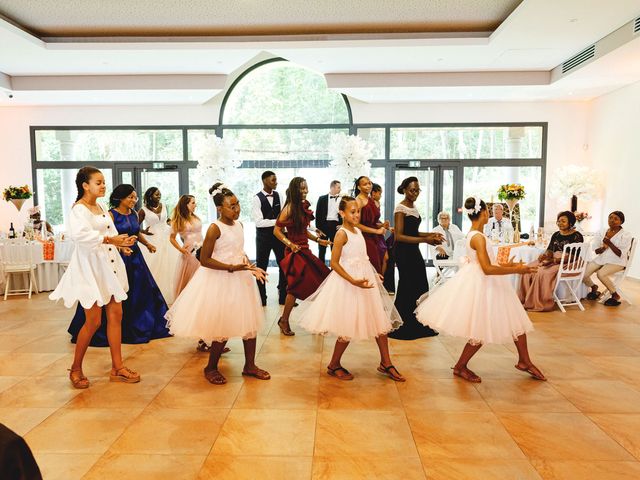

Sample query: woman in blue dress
[68,184,171,346]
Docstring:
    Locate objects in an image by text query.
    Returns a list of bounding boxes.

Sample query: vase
[570,195,578,213]
[10,198,26,211]
[504,198,521,242]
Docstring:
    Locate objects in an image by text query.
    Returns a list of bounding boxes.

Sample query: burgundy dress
[360,200,385,273]
[277,201,330,300]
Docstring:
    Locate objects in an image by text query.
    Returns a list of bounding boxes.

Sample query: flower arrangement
[548,165,599,200]
[575,212,591,223]
[329,134,374,183]
[497,183,526,201]
[192,133,241,183]
[3,185,32,201]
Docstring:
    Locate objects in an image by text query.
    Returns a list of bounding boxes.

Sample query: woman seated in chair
[518,211,583,312]
[583,210,632,307]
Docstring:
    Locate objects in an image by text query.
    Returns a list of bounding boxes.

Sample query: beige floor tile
[534,354,612,380]
[260,334,324,355]
[13,333,76,354]
[255,352,323,377]
[200,455,313,480]
[0,334,41,352]
[392,353,458,379]
[552,380,640,413]
[118,352,192,376]
[66,375,172,408]
[110,406,229,455]
[312,456,426,480]
[84,452,206,480]
[587,356,640,388]
[424,460,542,480]
[476,379,579,413]
[561,337,640,357]
[211,409,316,456]
[34,351,113,377]
[397,378,490,412]
[318,376,403,410]
[35,453,102,480]
[406,410,525,460]
[0,376,84,407]
[152,375,243,408]
[0,375,25,394]
[315,410,418,457]
[588,414,640,460]
[498,413,635,461]
[25,407,143,454]
[0,352,66,375]
[531,460,640,480]
[0,407,56,435]
[235,376,319,409]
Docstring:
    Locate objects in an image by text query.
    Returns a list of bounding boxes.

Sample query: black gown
[388,210,438,340]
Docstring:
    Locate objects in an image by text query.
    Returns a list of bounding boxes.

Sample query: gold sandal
[68,369,89,389]
[110,366,141,383]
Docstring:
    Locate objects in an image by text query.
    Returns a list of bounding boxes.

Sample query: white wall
[587,80,640,278]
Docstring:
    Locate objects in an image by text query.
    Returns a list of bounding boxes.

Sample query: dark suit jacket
[315,194,342,234]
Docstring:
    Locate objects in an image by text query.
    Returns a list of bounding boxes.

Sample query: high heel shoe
[277,317,295,336]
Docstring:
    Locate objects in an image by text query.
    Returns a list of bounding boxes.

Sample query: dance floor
[1,274,640,479]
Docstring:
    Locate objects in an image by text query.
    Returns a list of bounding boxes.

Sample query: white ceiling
[0,0,639,106]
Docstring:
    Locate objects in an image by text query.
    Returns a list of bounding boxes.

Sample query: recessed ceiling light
[437,58,444,62]
[569,18,578,23]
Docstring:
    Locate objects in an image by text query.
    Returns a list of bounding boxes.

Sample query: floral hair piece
[464,196,482,215]
[28,205,41,215]
[210,184,229,198]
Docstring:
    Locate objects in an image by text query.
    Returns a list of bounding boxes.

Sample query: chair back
[0,240,36,269]
[556,242,587,282]
[619,237,637,281]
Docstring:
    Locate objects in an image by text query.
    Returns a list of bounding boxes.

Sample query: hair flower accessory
[463,196,482,215]
[210,184,229,197]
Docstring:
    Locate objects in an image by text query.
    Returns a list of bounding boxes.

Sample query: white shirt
[327,194,340,222]
[484,217,514,237]
[432,223,465,256]
[252,190,277,228]
[593,228,633,267]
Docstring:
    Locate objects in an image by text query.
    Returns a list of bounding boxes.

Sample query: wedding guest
[354,176,389,274]
[432,211,464,259]
[170,195,202,298]
[388,177,444,340]
[484,203,514,238]
[253,171,287,306]
[583,210,633,306]
[371,183,390,274]
[518,211,583,312]
[315,180,342,263]
[28,206,53,235]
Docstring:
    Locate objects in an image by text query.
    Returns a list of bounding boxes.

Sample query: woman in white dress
[166,183,269,385]
[298,196,405,381]
[139,187,179,304]
[414,197,546,383]
[49,166,141,389]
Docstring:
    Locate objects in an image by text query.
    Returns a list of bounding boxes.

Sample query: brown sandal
[204,369,227,385]
[452,366,482,383]
[68,369,89,389]
[241,367,271,380]
[327,366,354,381]
[515,363,547,381]
[110,366,141,383]
[277,317,295,336]
[377,363,406,382]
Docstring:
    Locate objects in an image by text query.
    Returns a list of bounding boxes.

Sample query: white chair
[0,240,40,300]
[600,237,636,305]
[553,242,588,312]
[429,245,459,288]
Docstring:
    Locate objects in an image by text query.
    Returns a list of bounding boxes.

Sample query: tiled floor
[1,276,640,479]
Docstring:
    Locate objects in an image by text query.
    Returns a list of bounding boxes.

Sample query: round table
[0,239,75,292]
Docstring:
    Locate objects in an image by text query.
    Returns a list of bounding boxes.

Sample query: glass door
[115,163,182,215]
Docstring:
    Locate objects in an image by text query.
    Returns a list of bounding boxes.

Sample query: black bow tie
[265,194,273,197]
[330,195,339,199]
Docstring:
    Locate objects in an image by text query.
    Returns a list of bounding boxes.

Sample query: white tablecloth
[0,239,75,292]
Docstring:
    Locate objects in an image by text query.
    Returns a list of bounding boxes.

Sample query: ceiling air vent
[634,16,640,33]
[561,45,596,73]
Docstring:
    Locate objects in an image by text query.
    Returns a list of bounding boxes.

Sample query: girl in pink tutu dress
[170,194,203,298]
[166,183,270,385]
[415,197,546,383]
[298,196,405,381]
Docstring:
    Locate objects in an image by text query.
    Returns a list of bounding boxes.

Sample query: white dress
[50,203,128,309]
[415,230,533,345]
[165,220,264,342]
[140,204,179,304]
[298,227,402,341]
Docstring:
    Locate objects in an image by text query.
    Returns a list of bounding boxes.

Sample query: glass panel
[390,126,543,159]
[36,168,113,230]
[34,129,183,162]
[441,169,455,222]
[357,128,386,159]
[223,128,349,161]
[139,170,180,220]
[462,166,541,232]
[187,129,216,161]
[222,61,350,125]
[394,169,435,259]
[121,171,133,184]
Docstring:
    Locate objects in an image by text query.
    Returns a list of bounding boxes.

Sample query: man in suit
[315,180,342,263]
[252,171,286,306]
[484,203,514,239]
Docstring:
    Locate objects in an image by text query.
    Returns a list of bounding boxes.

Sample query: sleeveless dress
[50,203,128,308]
[388,203,438,340]
[166,220,264,342]
[68,209,171,346]
[140,203,180,304]
[415,230,534,345]
[360,199,385,273]
[277,200,330,300]
[174,218,203,298]
[298,227,402,340]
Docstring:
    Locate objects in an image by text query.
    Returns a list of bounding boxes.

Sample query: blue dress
[68,209,171,346]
